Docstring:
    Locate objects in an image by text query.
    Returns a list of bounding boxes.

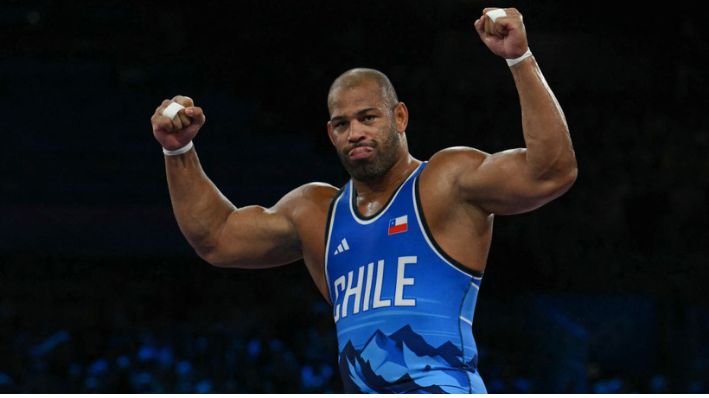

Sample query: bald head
[327,68,399,114]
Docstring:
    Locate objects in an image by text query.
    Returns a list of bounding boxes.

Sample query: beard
[338,126,401,182]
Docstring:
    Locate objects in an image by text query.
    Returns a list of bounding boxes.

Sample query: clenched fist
[474,8,529,61]
[151,95,206,151]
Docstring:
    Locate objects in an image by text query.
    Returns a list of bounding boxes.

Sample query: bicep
[205,203,302,269]
[457,148,574,215]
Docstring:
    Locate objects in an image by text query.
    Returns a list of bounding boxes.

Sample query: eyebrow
[330,107,380,123]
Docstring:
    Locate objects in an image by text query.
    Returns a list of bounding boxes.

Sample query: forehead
[329,81,386,117]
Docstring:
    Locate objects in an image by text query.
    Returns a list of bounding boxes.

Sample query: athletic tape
[163,141,194,156]
[162,102,185,120]
[506,48,533,67]
[486,9,506,23]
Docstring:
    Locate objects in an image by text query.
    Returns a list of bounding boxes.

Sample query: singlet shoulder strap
[412,165,484,279]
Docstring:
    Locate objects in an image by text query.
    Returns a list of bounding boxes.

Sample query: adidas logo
[333,238,350,256]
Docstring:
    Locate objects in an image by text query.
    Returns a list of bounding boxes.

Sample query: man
[150,8,576,393]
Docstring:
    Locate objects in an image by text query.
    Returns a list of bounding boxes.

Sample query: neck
[352,153,420,198]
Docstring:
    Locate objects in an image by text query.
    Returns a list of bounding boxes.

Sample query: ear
[394,102,409,134]
[326,121,336,146]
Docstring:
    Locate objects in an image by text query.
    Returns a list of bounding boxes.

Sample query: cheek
[331,134,348,152]
[327,129,339,147]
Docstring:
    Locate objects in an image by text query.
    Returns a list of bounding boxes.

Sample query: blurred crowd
[0,254,705,393]
[0,320,340,393]
[1,310,705,393]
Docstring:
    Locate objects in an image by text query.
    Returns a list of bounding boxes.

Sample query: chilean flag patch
[388,215,408,235]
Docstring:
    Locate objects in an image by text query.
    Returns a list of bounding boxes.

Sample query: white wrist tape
[162,102,185,120]
[506,48,533,67]
[486,9,506,22]
[163,141,193,156]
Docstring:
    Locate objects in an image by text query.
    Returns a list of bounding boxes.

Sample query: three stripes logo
[333,238,350,256]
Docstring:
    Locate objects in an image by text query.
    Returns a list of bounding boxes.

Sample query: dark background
[1,0,707,393]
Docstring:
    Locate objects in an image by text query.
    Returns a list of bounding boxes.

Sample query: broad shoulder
[293,182,341,202]
[428,146,489,169]
[280,183,341,266]
[422,146,490,185]
[276,182,341,219]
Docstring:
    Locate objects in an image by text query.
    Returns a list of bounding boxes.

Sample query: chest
[330,178,419,254]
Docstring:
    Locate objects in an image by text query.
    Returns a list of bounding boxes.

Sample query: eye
[363,115,376,122]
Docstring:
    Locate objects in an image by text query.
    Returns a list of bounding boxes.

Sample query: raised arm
[441,8,577,216]
[151,96,302,268]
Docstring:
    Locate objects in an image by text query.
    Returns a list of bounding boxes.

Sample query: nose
[347,120,366,143]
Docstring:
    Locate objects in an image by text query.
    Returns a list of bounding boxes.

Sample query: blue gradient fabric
[325,162,486,393]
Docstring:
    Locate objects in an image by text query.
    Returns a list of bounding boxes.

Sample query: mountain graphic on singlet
[338,325,474,393]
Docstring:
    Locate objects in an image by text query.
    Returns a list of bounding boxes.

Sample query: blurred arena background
[0,0,707,393]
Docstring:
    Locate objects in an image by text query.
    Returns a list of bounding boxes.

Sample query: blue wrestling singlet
[324,162,487,393]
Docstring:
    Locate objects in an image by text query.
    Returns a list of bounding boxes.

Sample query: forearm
[511,57,576,180]
[165,147,235,256]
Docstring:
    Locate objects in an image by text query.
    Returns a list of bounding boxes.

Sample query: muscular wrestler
[150,8,577,393]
